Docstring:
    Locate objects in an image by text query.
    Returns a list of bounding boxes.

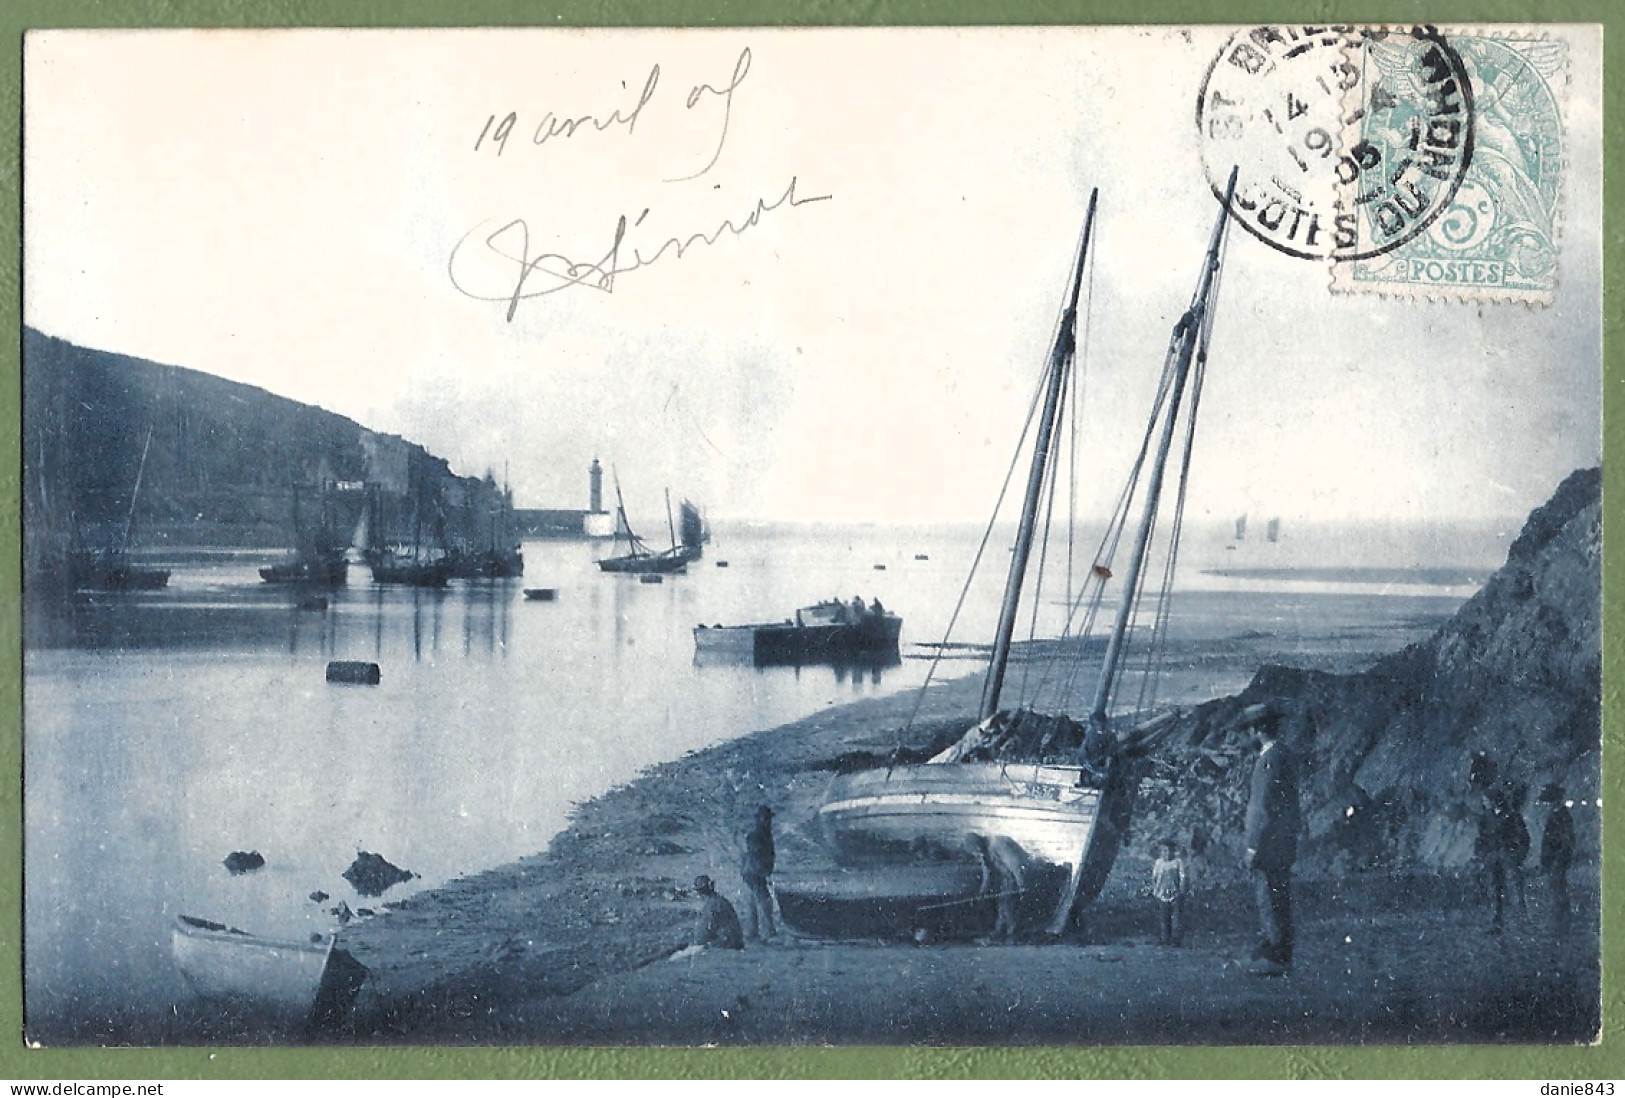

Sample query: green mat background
[1,1,1618,1080]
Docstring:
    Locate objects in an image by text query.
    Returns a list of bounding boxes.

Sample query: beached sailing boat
[777,175,1237,938]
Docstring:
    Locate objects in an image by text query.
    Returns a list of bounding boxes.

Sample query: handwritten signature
[447,175,832,321]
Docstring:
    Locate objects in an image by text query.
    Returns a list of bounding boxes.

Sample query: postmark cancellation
[1198,26,1569,305]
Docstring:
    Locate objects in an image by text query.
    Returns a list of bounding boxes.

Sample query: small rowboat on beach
[171,914,367,1030]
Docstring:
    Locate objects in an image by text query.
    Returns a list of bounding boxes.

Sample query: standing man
[1241,704,1301,977]
[1538,782,1575,936]
[1476,785,1515,933]
[741,804,777,941]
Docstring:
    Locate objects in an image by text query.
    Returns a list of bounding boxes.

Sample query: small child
[1151,839,1187,947]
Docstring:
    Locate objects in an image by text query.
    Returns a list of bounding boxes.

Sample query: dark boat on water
[446,545,524,580]
[446,475,524,579]
[777,177,1236,940]
[596,482,701,575]
[260,551,349,586]
[70,548,170,592]
[362,472,453,587]
[693,599,902,667]
[368,547,451,587]
[260,481,352,587]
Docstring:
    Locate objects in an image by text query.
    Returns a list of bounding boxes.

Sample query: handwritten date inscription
[473,47,751,182]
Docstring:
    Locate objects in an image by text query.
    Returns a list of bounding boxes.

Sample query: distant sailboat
[1266,516,1281,543]
[71,422,171,592]
[447,475,524,579]
[366,468,451,588]
[1234,513,1248,541]
[596,477,693,575]
[260,480,350,587]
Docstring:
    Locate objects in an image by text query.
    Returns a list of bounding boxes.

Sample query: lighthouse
[583,458,613,538]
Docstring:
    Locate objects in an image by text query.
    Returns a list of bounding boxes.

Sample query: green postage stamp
[1333,29,1569,303]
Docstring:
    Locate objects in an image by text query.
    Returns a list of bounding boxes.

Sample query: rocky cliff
[1136,468,1602,874]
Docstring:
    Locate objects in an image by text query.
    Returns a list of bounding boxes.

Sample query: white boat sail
[780,173,1238,938]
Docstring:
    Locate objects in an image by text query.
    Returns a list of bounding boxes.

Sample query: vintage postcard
[19,25,1602,1049]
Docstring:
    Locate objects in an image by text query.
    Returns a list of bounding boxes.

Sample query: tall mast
[612,473,638,550]
[980,188,1099,722]
[121,424,156,552]
[1088,167,1236,727]
[665,488,677,550]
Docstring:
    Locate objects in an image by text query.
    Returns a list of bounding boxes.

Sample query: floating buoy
[639,574,664,585]
[523,588,558,601]
[914,553,930,561]
[326,660,381,685]
[716,560,730,568]
[873,563,888,571]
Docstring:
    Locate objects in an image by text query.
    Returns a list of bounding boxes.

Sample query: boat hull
[367,553,451,587]
[597,548,692,574]
[446,547,524,579]
[259,556,349,586]
[70,552,170,592]
[781,755,1138,939]
[774,861,1072,940]
[693,613,902,666]
[820,761,1101,867]
[171,916,333,1016]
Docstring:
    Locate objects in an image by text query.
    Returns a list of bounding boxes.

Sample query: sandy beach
[292,611,1598,1048]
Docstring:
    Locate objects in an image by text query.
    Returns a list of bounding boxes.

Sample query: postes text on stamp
[1332,29,1568,303]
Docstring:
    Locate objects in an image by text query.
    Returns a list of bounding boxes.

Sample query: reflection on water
[23,523,1488,1043]
[24,531,938,1044]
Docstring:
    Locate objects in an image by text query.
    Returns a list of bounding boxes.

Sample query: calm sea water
[22,520,1502,1043]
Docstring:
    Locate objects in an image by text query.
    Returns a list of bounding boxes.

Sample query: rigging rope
[896,317,1062,743]
[1045,321,1184,709]
[1015,363,1070,708]
[1064,233,1098,621]
[1126,222,1232,719]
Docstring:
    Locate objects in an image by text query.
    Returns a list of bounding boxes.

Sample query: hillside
[23,327,516,568]
[1136,467,1602,874]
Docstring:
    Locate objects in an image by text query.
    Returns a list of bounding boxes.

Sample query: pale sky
[23,27,1603,527]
